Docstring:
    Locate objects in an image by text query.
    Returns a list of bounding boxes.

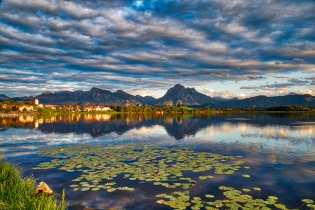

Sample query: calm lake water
[1,113,315,209]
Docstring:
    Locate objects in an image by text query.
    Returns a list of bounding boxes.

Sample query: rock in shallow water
[34,181,53,195]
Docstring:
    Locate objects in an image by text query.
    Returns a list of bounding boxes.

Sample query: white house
[18,105,33,112]
[95,106,111,111]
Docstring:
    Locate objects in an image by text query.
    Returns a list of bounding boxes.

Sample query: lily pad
[107,188,116,192]
[274,203,286,209]
[205,194,215,198]
[302,199,314,204]
[156,200,165,204]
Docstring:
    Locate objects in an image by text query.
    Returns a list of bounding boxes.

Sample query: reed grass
[0,161,67,210]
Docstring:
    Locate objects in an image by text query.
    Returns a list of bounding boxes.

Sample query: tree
[12,106,18,111]
[27,100,35,105]
[4,107,12,113]
[201,106,210,110]
[4,99,14,105]
[115,106,121,112]
[121,106,127,112]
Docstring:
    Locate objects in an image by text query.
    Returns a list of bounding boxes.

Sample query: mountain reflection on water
[1,112,315,140]
[0,113,315,210]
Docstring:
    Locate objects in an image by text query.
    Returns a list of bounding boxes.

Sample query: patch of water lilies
[156,186,315,210]
[34,143,315,209]
[35,143,245,193]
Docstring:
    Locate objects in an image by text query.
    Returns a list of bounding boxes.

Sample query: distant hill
[198,94,315,108]
[213,97,229,101]
[155,84,217,106]
[34,87,142,106]
[134,95,157,105]
[11,96,36,102]
[1,84,315,107]
[0,94,10,101]
[1,84,217,106]
[1,88,141,106]
[213,96,239,101]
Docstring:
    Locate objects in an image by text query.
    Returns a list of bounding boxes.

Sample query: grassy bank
[0,161,67,210]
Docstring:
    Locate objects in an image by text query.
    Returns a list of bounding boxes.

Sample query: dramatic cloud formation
[0,0,314,98]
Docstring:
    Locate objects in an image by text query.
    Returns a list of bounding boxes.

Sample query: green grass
[162,106,195,111]
[178,106,195,110]
[0,161,67,210]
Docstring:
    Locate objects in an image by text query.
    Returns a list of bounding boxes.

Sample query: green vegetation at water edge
[0,99,212,114]
[0,161,67,210]
[118,105,209,113]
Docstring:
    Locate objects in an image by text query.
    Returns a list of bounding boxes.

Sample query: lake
[1,113,315,209]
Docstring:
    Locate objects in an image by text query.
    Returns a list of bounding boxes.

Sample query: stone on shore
[34,181,54,195]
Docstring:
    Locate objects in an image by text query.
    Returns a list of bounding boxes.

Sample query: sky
[0,0,315,99]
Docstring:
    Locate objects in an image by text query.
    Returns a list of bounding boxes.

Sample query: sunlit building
[17,105,33,112]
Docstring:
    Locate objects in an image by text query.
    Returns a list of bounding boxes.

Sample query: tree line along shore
[1,99,315,116]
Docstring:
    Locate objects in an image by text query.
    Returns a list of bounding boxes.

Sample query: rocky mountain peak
[90,87,102,92]
[157,84,216,105]
[115,90,126,94]
[0,94,10,100]
[173,84,185,89]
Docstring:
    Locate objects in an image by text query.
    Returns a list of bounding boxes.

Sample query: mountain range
[0,94,10,101]
[1,84,315,108]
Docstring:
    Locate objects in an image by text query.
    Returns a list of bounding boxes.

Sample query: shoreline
[1,111,315,118]
[0,160,67,209]
[1,110,315,117]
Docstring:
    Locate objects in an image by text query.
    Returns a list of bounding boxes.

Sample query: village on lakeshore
[1,93,315,117]
[0,97,214,116]
[0,98,113,115]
